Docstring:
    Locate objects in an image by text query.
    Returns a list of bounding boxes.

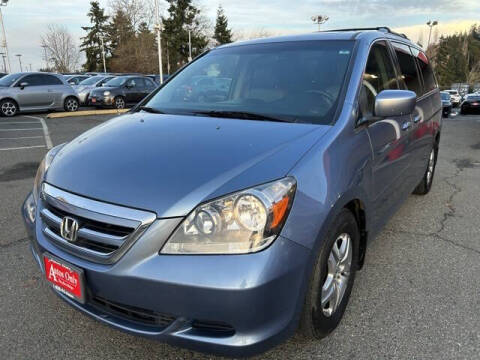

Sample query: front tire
[0,99,18,117]
[64,97,79,112]
[114,96,126,109]
[300,209,359,339]
[413,146,437,195]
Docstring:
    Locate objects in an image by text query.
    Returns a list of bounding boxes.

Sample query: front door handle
[413,115,421,123]
[402,121,412,131]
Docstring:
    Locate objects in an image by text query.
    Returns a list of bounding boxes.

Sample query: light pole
[99,34,107,73]
[188,29,192,62]
[154,0,163,83]
[15,54,22,72]
[0,0,11,73]
[311,15,329,31]
[426,20,438,49]
[0,52,5,72]
[41,44,49,70]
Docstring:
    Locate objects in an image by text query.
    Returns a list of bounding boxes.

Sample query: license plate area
[91,98,97,103]
[43,253,86,304]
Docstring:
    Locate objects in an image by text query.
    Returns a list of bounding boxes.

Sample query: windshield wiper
[137,106,165,114]
[191,110,294,123]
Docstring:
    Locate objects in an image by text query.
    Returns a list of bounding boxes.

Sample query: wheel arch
[0,97,20,110]
[343,199,367,269]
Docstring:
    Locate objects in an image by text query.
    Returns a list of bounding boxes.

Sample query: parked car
[440,91,452,117]
[22,28,441,357]
[74,75,115,105]
[0,72,7,79]
[445,89,461,107]
[88,75,157,109]
[0,72,80,117]
[64,75,90,86]
[460,93,480,114]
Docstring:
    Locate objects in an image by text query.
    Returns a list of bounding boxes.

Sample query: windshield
[104,77,127,87]
[144,40,354,124]
[79,76,104,85]
[0,73,23,87]
[440,92,450,100]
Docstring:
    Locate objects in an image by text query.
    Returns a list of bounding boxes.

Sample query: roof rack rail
[323,27,409,40]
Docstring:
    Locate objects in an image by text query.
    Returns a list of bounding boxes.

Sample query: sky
[1,0,479,72]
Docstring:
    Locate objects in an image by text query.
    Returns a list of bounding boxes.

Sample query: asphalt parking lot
[1,112,479,359]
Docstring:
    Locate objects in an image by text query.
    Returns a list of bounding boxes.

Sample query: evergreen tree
[213,5,232,45]
[80,1,109,71]
[108,9,135,52]
[162,0,209,72]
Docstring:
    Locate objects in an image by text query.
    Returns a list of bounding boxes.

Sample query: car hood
[46,113,330,217]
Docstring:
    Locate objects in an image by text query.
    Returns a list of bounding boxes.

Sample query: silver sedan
[0,72,80,117]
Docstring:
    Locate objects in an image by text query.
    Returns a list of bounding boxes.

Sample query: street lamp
[0,52,5,72]
[0,0,11,73]
[15,53,22,72]
[311,15,329,31]
[426,20,438,49]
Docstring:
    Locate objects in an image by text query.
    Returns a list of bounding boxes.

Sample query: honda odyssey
[22,27,441,357]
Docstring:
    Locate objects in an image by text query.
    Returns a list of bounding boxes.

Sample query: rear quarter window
[411,47,437,93]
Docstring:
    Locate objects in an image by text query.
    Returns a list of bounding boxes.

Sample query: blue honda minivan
[23,28,441,357]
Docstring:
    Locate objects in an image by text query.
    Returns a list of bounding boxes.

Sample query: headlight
[32,143,66,204]
[161,177,296,255]
[103,91,111,96]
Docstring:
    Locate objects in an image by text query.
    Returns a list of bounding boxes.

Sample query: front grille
[40,183,156,264]
[90,296,176,328]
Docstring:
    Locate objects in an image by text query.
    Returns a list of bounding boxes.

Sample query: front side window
[105,77,127,87]
[19,75,45,86]
[411,47,437,94]
[143,40,355,125]
[359,41,398,118]
[43,75,63,85]
[392,42,422,96]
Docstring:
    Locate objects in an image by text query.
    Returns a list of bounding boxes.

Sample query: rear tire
[114,96,126,109]
[64,97,79,112]
[300,208,359,339]
[0,99,18,117]
[413,146,437,195]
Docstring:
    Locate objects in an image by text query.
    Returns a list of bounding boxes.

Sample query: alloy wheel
[66,98,79,112]
[321,233,352,317]
[115,97,125,109]
[1,101,17,116]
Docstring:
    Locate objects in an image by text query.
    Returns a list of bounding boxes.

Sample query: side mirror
[375,90,416,118]
[19,82,29,89]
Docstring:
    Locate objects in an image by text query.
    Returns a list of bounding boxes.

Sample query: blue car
[23,27,441,357]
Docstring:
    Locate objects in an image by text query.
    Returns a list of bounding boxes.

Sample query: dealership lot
[1,114,479,359]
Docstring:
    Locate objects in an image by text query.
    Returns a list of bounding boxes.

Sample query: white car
[445,89,461,106]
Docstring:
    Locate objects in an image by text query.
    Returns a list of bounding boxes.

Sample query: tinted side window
[392,42,422,96]
[126,79,137,88]
[145,79,156,89]
[43,75,63,85]
[359,42,398,118]
[19,75,44,86]
[411,47,437,93]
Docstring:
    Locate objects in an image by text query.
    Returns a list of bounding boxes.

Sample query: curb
[46,109,129,119]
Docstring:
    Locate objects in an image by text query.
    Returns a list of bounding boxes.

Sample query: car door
[14,74,54,109]
[45,74,70,108]
[410,47,439,181]
[390,42,434,189]
[124,78,139,103]
[359,41,414,226]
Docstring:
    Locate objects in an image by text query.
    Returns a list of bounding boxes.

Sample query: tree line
[80,0,232,74]
[433,24,480,88]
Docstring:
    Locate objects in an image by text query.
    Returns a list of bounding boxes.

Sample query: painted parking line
[25,115,53,149]
[0,145,45,151]
[0,121,41,124]
[0,136,43,140]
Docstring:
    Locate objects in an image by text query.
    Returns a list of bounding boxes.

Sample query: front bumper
[22,193,310,357]
[89,95,114,107]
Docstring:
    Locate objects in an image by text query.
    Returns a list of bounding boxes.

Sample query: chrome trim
[42,183,156,227]
[40,183,156,264]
